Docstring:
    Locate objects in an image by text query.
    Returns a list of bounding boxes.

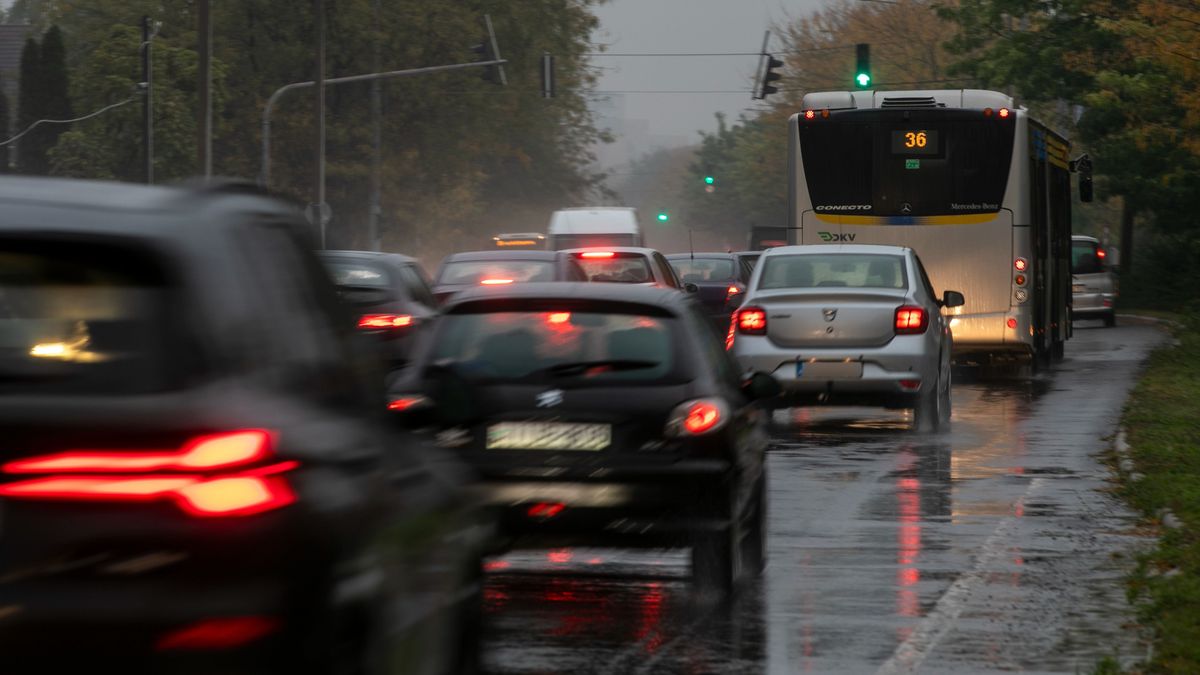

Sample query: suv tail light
[358,314,413,329]
[894,306,928,334]
[665,399,729,437]
[0,430,296,518]
[736,307,767,335]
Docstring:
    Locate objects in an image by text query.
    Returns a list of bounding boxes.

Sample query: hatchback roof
[559,246,659,256]
[444,281,687,310]
[319,249,418,265]
[760,244,912,257]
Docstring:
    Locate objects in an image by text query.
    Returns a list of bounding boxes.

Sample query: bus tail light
[998,108,1010,118]
[1006,317,1018,329]
[894,306,928,334]
[736,307,767,335]
[1014,274,1026,286]
[804,110,815,120]
[1013,257,1028,272]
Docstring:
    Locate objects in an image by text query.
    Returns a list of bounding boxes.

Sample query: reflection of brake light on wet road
[548,548,573,564]
[635,582,666,653]
[897,474,922,621]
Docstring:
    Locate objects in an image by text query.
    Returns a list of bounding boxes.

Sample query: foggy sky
[589,0,826,147]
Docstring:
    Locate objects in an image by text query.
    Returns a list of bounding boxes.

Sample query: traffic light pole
[258,58,507,189]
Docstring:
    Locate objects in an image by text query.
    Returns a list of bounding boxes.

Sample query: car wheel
[1104,312,1116,327]
[937,366,952,427]
[913,379,941,433]
[741,474,767,575]
[692,485,744,591]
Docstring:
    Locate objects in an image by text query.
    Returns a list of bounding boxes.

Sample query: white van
[547,207,642,250]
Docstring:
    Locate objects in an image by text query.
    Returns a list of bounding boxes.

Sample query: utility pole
[197,0,212,179]
[368,0,383,251]
[315,0,327,248]
[142,16,153,184]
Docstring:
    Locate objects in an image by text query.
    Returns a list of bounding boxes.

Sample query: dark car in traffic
[0,177,487,674]
[387,283,778,590]
[433,250,587,304]
[666,253,755,329]
[319,250,438,368]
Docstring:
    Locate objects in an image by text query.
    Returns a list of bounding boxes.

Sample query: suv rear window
[0,240,182,395]
[431,308,685,384]
[759,254,907,290]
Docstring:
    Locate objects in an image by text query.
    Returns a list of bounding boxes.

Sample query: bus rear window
[799,111,1015,217]
[0,240,182,395]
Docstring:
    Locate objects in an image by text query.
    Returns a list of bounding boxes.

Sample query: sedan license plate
[797,360,863,379]
[487,422,611,451]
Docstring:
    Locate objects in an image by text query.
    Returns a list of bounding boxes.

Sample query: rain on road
[480,321,1167,674]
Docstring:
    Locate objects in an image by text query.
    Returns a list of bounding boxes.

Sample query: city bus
[788,89,1085,365]
[491,232,547,250]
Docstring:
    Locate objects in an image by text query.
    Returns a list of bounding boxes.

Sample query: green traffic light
[856,72,871,88]
[704,176,715,185]
[656,212,669,222]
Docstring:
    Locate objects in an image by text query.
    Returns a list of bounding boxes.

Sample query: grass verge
[1118,311,1200,672]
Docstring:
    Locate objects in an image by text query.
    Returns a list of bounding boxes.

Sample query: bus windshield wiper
[540,359,660,377]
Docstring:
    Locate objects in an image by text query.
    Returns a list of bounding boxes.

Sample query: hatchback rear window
[0,239,182,395]
[759,254,907,290]
[324,259,391,287]
[670,258,735,282]
[439,260,555,285]
[431,309,684,383]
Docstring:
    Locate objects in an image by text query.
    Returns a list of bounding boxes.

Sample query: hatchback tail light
[665,399,729,437]
[579,251,615,259]
[736,307,767,335]
[358,314,413,329]
[726,284,745,299]
[894,306,929,334]
[0,430,296,518]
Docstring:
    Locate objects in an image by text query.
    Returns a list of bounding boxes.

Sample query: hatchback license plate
[487,422,611,451]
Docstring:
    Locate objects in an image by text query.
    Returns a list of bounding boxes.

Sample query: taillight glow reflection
[358,314,413,329]
[157,616,279,651]
[683,402,721,434]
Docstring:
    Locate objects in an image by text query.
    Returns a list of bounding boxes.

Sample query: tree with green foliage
[15,36,42,174]
[0,74,10,173]
[38,26,71,162]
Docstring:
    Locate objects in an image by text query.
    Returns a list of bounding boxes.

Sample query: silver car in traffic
[727,245,963,431]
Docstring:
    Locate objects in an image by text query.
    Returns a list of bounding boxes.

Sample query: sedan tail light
[894,306,929,335]
[736,307,767,335]
[0,430,296,518]
[665,399,729,437]
[358,314,414,329]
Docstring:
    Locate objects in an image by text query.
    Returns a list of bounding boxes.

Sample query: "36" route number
[904,131,928,148]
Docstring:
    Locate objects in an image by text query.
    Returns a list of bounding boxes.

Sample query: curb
[1116,427,1182,529]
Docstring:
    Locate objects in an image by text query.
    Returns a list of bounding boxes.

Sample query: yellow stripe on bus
[812,213,1001,226]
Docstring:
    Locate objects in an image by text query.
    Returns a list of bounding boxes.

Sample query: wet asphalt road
[480,321,1167,674]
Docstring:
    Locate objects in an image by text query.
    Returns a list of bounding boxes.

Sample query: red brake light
[479,278,513,285]
[894,306,928,334]
[737,307,767,335]
[1097,248,1106,259]
[804,110,815,120]
[387,396,427,411]
[998,107,1010,119]
[3,430,272,474]
[527,502,565,519]
[726,284,744,298]
[157,617,280,651]
[1007,317,1018,329]
[579,251,615,259]
[546,312,572,324]
[683,402,721,434]
[0,431,296,518]
[1014,257,1028,271]
[358,314,413,329]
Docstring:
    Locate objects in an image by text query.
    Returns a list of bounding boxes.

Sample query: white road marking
[876,477,1048,675]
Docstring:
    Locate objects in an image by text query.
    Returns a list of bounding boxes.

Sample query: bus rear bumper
[947,310,1034,359]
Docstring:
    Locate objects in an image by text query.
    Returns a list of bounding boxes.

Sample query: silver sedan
[727,245,963,431]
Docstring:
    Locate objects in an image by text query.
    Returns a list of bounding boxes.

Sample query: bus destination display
[891,129,939,156]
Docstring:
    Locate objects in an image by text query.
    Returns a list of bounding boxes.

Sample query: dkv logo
[817,231,856,242]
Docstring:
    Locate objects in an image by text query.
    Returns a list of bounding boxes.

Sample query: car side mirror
[940,290,965,308]
[684,282,699,293]
[741,372,783,401]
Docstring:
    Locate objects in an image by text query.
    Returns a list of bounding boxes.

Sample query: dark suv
[0,177,486,674]
[388,283,778,590]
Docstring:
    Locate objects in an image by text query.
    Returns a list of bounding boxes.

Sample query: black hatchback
[666,253,755,329]
[388,283,779,590]
[0,178,487,674]
[318,250,439,368]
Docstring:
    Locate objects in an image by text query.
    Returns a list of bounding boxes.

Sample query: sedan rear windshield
[759,254,907,290]
[670,258,735,282]
[431,309,685,384]
[575,254,653,284]
[324,259,391,287]
[0,239,183,395]
[439,260,555,285]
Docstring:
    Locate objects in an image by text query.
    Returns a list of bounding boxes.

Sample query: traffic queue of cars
[0,176,969,673]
